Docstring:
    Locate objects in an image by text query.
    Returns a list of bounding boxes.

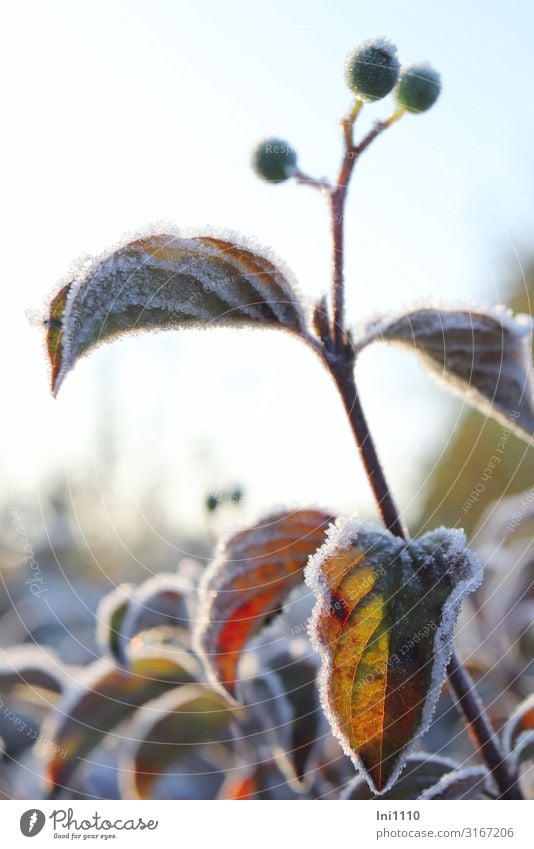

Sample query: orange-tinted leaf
[305,519,482,794]
[194,509,333,697]
[46,231,307,395]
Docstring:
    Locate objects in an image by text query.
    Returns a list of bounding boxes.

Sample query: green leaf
[305,518,482,794]
[46,231,307,394]
[359,306,534,440]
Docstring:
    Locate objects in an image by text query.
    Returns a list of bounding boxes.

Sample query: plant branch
[325,350,523,799]
[319,102,523,800]
[447,653,523,799]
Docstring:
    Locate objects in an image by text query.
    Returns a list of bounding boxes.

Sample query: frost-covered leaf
[194,508,333,697]
[342,753,459,799]
[509,731,534,772]
[420,766,495,799]
[305,518,482,795]
[119,684,238,799]
[359,306,534,439]
[42,646,197,795]
[503,694,534,754]
[266,649,322,783]
[235,661,315,790]
[95,583,134,663]
[46,230,307,394]
[121,573,191,649]
[217,760,305,800]
[503,695,534,772]
[96,575,192,665]
[236,667,294,765]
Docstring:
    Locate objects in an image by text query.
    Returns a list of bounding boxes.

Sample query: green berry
[345,37,400,102]
[395,62,441,113]
[252,138,297,183]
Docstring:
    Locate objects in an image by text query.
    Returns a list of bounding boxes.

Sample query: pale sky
[2,0,534,537]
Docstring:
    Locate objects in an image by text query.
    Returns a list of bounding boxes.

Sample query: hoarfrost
[305,518,482,795]
[356,303,534,440]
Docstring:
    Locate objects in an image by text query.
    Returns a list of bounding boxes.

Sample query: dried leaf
[46,230,307,394]
[119,683,238,799]
[42,646,197,794]
[305,518,482,794]
[342,753,459,799]
[420,766,495,799]
[194,508,333,697]
[359,306,534,439]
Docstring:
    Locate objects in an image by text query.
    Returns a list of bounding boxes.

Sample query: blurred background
[0,0,533,799]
